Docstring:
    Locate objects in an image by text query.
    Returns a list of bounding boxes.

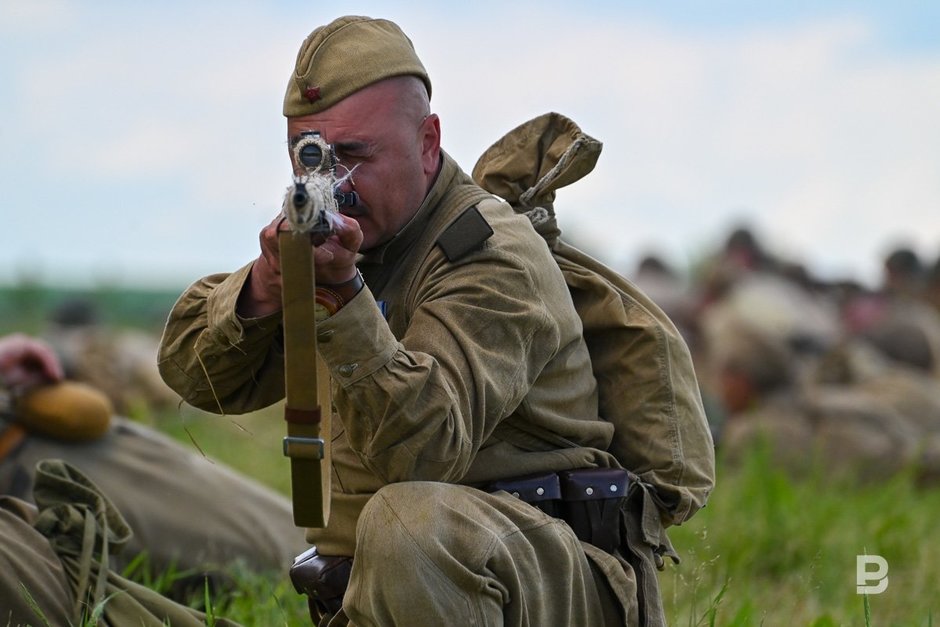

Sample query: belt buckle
[282,436,325,459]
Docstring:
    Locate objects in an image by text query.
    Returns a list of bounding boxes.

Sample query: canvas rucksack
[472,112,715,533]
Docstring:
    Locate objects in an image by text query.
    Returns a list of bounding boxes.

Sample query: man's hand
[236,212,364,318]
[0,333,65,392]
[312,212,363,284]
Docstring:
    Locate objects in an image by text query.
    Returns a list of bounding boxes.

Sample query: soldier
[630,254,701,350]
[842,247,940,378]
[927,254,940,314]
[812,340,940,485]
[713,325,928,485]
[0,333,307,588]
[42,297,181,415]
[159,16,714,626]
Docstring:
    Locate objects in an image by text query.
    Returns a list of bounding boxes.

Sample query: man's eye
[338,149,364,160]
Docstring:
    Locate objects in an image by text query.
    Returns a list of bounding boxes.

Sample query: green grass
[659,442,940,625]
[143,404,312,624]
[152,403,294,497]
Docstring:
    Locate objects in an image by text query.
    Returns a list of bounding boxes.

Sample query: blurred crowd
[630,226,940,485]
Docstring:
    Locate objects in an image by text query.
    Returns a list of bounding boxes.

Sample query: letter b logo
[856,555,889,595]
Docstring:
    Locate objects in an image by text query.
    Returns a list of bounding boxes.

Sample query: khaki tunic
[0,461,238,627]
[160,153,618,546]
[159,154,645,624]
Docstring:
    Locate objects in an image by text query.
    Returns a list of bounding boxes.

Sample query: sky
[2,0,939,291]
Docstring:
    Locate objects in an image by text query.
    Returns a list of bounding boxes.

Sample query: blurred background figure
[697,226,841,354]
[840,246,940,378]
[41,298,180,416]
[692,226,841,435]
[630,253,701,351]
[926,253,940,314]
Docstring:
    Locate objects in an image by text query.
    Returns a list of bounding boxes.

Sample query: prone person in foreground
[158,15,715,626]
[0,332,307,584]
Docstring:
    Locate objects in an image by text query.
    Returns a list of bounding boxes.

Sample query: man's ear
[419,113,441,178]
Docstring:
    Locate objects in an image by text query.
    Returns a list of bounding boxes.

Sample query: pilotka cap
[283,16,432,117]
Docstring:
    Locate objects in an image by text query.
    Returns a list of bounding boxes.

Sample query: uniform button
[338,363,359,377]
[585,487,595,496]
[536,487,545,496]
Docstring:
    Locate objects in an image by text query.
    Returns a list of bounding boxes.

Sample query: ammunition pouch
[289,546,353,623]
[486,471,561,518]
[488,467,631,554]
[559,468,630,553]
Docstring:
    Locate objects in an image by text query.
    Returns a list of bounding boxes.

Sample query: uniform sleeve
[157,262,288,414]
[318,248,563,484]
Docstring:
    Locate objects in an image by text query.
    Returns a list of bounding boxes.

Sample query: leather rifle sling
[279,230,332,528]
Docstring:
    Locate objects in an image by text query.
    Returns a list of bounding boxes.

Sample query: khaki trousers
[339,482,637,627]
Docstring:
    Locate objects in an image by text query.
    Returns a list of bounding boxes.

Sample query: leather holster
[289,546,353,622]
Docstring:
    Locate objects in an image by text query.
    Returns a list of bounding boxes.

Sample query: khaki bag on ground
[30,458,240,626]
[474,112,716,626]
[473,112,715,525]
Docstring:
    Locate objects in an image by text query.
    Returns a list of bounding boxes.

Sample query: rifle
[279,132,358,527]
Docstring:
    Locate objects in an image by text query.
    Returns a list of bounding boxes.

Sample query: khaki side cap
[284,16,431,117]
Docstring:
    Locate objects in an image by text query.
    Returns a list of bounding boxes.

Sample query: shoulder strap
[436,205,494,262]
[279,231,331,528]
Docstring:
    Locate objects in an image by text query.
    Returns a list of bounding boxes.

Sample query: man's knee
[357,482,451,555]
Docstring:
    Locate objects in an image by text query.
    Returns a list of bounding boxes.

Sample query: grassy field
[127,403,312,625]
[4,284,939,625]
[659,447,940,626]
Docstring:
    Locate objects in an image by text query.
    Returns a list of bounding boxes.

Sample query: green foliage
[84,591,121,626]
[204,568,309,626]
[661,442,940,625]
[117,549,309,625]
[122,552,183,593]
[0,283,181,335]
[153,404,293,497]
